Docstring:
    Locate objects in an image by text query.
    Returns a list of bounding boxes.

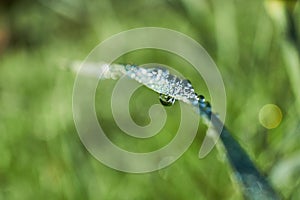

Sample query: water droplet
[205,101,211,108]
[183,79,191,84]
[159,93,175,106]
[198,95,205,103]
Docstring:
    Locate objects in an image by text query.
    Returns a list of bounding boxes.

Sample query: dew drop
[183,79,191,84]
[205,101,211,108]
[198,94,205,103]
[159,93,175,106]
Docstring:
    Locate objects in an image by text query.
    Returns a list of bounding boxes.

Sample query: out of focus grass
[0,0,300,199]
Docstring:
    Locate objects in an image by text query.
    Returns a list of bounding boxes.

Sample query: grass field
[1,0,300,199]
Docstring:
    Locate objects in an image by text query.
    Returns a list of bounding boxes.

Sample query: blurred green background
[1,0,300,199]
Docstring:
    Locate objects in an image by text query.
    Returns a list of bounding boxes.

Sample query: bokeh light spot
[259,104,282,129]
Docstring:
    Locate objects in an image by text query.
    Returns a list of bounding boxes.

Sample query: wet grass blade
[209,113,281,200]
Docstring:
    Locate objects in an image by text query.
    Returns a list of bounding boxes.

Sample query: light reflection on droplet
[259,104,282,129]
[159,93,175,106]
